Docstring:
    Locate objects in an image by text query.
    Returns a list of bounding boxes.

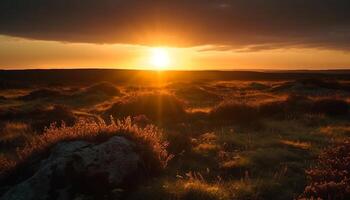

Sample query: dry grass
[0,155,16,174]
[0,122,33,151]
[0,117,172,178]
[0,122,31,142]
[280,140,311,150]
[319,125,350,137]
[168,172,230,200]
[174,179,228,200]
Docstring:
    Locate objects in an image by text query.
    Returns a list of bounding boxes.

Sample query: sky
[1,0,350,70]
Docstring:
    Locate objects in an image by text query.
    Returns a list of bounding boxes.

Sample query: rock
[1,136,140,200]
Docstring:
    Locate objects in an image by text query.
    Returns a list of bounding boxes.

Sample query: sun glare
[150,48,170,70]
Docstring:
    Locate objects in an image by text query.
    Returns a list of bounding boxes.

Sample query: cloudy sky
[1,0,350,70]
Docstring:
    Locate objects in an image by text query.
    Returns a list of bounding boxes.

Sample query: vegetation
[104,92,186,123]
[301,140,350,199]
[0,72,349,199]
[0,117,171,183]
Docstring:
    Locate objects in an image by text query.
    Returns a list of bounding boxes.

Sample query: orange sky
[1,35,350,70]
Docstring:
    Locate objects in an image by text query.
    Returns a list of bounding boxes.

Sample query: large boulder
[1,136,140,200]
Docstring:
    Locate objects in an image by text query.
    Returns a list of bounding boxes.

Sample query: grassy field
[0,70,349,199]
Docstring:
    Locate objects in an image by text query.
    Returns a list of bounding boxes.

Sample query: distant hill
[0,69,349,87]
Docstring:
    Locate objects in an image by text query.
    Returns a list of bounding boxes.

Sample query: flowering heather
[301,140,350,199]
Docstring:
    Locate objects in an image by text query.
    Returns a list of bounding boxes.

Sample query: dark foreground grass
[124,116,343,200]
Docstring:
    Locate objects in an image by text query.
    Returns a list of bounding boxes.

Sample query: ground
[0,70,349,200]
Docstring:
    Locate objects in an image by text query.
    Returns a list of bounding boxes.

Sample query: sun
[150,48,171,70]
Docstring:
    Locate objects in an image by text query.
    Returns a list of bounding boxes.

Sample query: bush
[0,156,16,175]
[271,79,350,94]
[259,95,349,117]
[172,85,221,106]
[165,131,192,154]
[300,140,350,199]
[209,101,259,125]
[0,117,172,180]
[210,95,314,124]
[259,94,311,117]
[31,105,77,131]
[311,98,349,116]
[19,89,64,101]
[211,95,349,126]
[0,122,32,150]
[104,93,186,123]
[81,82,121,97]
[298,78,350,91]
[0,105,77,131]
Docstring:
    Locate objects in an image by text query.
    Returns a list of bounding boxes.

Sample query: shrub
[70,82,122,106]
[0,96,7,101]
[0,105,77,132]
[81,82,121,97]
[247,82,270,90]
[258,101,286,117]
[0,117,172,180]
[298,78,349,91]
[213,95,310,121]
[0,155,15,174]
[209,101,259,125]
[172,85,221,105]
[300,140,350,199]
[259,95,349,117]
[19,89,64,101]
[165,131,192,154]
[311,98,349,116]
[0,122,32,150]
[271,79,350,94]
[31,105,77,131]
[104,93,186,123]
[0,122,31,141]
[258,94,311,117]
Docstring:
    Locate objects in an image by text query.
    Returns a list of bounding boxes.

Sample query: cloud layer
[1,0,350,51]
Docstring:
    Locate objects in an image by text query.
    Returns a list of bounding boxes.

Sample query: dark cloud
[1,0,350,51]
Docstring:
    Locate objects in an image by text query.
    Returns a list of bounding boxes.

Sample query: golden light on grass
[149,47,171,70]
[280,140,311,150]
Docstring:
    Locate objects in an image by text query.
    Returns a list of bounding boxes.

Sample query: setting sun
[150,48,170,70]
